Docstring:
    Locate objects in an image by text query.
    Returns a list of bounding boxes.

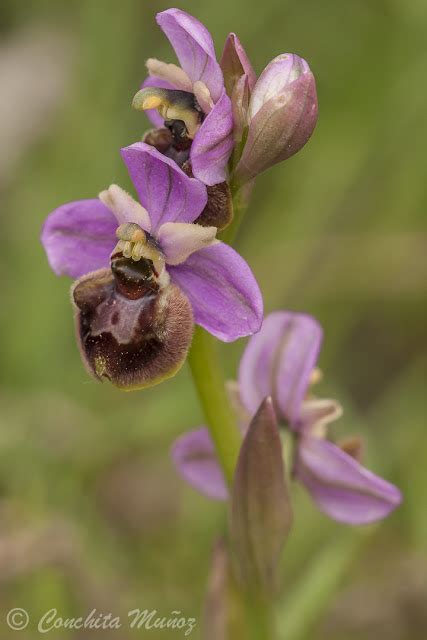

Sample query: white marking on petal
[146,58,193,92]
[193,80,214,114]
[300,397,343,438]
[99,184,151,232]
[157,222,217,266]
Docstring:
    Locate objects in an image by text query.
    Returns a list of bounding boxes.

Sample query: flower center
[114,223,165,276]
[132,87,203,139]
[110,252,159,300]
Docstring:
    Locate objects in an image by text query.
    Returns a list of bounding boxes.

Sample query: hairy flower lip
[72,269,194,390]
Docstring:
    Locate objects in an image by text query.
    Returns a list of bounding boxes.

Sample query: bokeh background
[0,0,426,638]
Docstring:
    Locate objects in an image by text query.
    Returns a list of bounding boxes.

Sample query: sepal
[230,398,293,593]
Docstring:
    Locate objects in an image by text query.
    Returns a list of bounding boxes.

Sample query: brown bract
[182,162,233,231]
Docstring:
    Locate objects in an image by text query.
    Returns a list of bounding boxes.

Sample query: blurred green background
[0,0,426,638]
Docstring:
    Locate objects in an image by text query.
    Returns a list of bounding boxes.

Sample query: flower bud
[72,255,193,390]
[230,398,293,594]
[220,34,255,145]
[235,54,318,183]
[220,33,256,99]
[231,74,250,144]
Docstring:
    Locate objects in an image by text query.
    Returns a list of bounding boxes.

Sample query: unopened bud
[235,54,318,183]
[230,398,293,594]
[220,34,256,146]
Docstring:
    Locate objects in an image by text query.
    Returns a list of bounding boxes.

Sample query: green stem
[245,593,276,640]
[187,326,241,486]
[219,179,254,245]
[187,177,253,486]
[277,533,365,640]
[188,174,273,638]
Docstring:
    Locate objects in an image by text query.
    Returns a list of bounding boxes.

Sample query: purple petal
[220,33,257,96]
[171,427,228,500]
[169,242,263,342]
[120,142,207,232]
[296,436,402,525]
[239,312,322,424]
[190,90,234,186]
[140,75,176,127]
[41,199,117,279]
[156,8,223,102]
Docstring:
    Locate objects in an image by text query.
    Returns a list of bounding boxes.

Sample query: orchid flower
[133,8,234,187]
[41,143,263,389]
[172,312,402,525]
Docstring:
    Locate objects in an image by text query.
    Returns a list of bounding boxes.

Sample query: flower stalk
[187,326,241,486]
[219,178,253,245]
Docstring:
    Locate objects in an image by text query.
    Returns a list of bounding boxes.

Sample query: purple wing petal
[156,8,223,102]
[171,427,228,500]
[169,242,263,342]
[140,75,176,127]
[275,314,323,428]
[41,199,116,279]
[296,436,402,525]
[238,312,322,424]
[120,142,207,232]
[190,90,234,186]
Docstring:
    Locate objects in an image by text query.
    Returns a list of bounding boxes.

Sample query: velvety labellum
[72,254,193,390]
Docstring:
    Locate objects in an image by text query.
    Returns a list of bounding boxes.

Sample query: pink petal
[156,8,224,102]
[238,312,322,423]
[41,199,116,279]
[171,427,228,501]
[168,242,263,342]
[190,89,234,186]
[296,436,402,525]
[120,142,207,232]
